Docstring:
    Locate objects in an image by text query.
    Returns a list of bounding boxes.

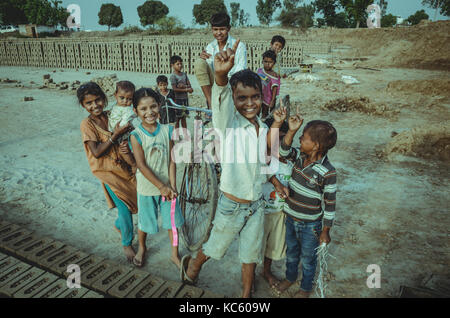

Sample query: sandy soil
[0,24,449,298]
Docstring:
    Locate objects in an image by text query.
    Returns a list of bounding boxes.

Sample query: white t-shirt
[108,104,141,132]
[262,157,294,214]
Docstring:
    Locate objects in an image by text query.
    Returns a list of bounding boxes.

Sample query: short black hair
[230,69,263,94]
[133,87,161,109]
[304,120,337,156]
[115,80,135,94]
[77,82,107,107]
[156,75,168,84]
[210,12,231,28]
[262,50,277,63]
[271,35,286,49]
[170,55,183,65]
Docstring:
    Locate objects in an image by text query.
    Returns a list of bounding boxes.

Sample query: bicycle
[164,98,219,252]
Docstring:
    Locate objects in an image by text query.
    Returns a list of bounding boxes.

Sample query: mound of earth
[321,96,398,116]
[386,79,450,99]
[383,123,450,162]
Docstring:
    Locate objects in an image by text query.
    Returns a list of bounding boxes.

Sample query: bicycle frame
[165,98,212,116]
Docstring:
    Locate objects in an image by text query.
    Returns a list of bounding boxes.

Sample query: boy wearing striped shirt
[271,108,337,298]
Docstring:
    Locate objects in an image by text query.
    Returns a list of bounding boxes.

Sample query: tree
[283,0,302,10]
[313,0,341,27]
[422,0,450,18]
[378,0,388,16]
[156,16,184,34]
[277,4,315,28]
[98,3,123,31]
[334,11,351,27]
[230,2,240,27]
[239,9,250,26]
[256,0,282,25]
[193,0,228,26]
[381,13,396,27]
[339,0,374,28]
[137,0,169,28]
[407,9,429,25]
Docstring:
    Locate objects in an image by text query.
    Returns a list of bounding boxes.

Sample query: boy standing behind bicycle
[180,40,288,298]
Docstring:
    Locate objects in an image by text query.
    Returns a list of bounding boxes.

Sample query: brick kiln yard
[0,21,449,298]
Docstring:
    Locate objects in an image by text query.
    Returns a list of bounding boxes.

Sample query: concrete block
[126,275,166,298]
[0,229,33,252]
[50,250,89,276]
[13,272,59,298]
[37,245,78,271]
[152,280,183,298]
[1,232,39,255]
[0,261,32,288]
[91,264,133,294]
[80,260,117,289]
[28,240,65,264]
[0,224,21,239]
[200,290,225,298]
[56,286,90,298]
[0,219,11,229]
[0,252,8,261]
[107,269,150,298]
[81,290,104,298]
[0,267,45,297]
[15,236,55,259]
[32,279,68,298]
[0,256,20,273]
[175,285,204,298]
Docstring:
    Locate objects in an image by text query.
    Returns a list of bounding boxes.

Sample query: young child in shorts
[129,88,184,268]
[170,55,193,139]
[155,75,176,125]
[108,80,140,143]
[260,118,293,290]
[257,50,281,121]
[271,107,338,298]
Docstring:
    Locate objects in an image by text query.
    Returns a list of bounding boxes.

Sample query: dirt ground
[0,22,449,298]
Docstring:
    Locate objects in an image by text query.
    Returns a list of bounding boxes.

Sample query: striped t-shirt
[280,140,337,227]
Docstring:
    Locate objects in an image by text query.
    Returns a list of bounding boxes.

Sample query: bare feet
[262,271,280,289]
[293,290,311,298]
[123,245,135,263]
[275,279,294,295]
[133,247,145,267]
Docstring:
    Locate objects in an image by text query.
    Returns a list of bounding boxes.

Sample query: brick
[200,290,225,298]
[0,224,21,239]
[66,254,105,279]
[153,280,183,298]
[91,263,133,294]
[0,252,8,261]
[0,256,20,273]
[50,250,89,276]
[0,229,33,253]
[56,286,90,298]
[0,267,45,297]
[38,245,78,273]
[126,275,166,298]
[80,260,117,289]
[107,269,150,298]
[15,236,55,259]
[82,290,104,298]
[13,272,59,298]
[0,261,32,288]
[28,241,65,264]
[175,285,204,298]
[0,220,11,229]
[32,279,68,298]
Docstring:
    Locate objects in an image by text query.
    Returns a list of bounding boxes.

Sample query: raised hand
[214,39,240,77]
[273,106,287,123]
[288,114,303,132]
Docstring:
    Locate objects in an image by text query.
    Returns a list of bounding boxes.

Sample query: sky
[59,0,449,31]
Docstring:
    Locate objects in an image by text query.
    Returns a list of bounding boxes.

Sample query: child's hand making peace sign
[288,115,304,132]
[214,39,240,84]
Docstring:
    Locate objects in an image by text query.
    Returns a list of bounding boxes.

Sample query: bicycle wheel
[179,162,218,252]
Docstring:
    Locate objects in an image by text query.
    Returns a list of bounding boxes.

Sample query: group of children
[77,12,338,298]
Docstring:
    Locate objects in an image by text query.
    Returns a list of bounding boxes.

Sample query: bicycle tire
[179,162,218,252]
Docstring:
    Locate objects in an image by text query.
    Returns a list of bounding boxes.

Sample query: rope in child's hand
[314,242,336,298]
[162,197,178,247]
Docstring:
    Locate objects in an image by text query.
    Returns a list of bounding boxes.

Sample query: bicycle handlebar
[165,98,212,116]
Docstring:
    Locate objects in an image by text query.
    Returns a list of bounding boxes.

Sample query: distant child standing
[130,88,184,268]
[78,82,138,262]
[260,118,292,290]
[271,107,338,298]
[257,50,281,121]
[170,55,193,139]
[270,35,287,78]
[108,81,140,143]
[155,75,177,125]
